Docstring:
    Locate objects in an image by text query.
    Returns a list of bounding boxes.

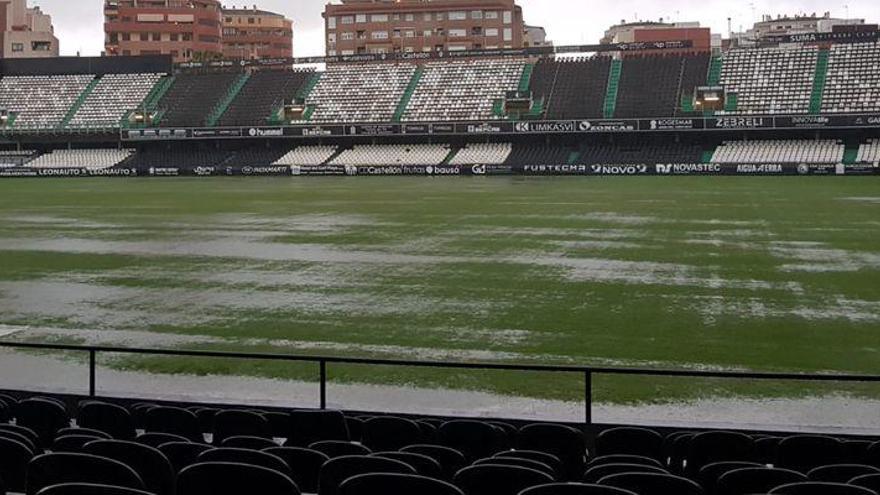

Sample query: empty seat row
[23,149,133,169]
[719,46,818,115]
[68,73,165,129]
[329,144,451,166]
[0,74,95,129]
[302,63,416,123]
[822,42,880,114]
[449,143,512,165]
[529,57,611,120]
[710,140,845,164]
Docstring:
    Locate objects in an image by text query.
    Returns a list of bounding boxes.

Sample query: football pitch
[0,177,879,406]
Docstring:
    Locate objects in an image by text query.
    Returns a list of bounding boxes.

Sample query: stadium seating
[822,42,880,114]
[504,144,571,165]
[304,63,417,123]
[720,46,818,114]
[529,57,611,120]
[68,73,165,129]
[329,144,451,166]
[120,149,230,170]
[0,74,94,129]
[403,59,525,122]
[0,150,37,167]
[856,139,880,164]
[0,399,880,495]
[157,72,241,128]
[219,70,313,127]
[24,150,133,169]
[449,143,512,165]
[615,54,710,118]
[273,146,338,166]
[710,140,845,164]
[577,143,703,165]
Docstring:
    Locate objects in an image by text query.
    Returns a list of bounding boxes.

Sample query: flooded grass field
[0,177,879,412]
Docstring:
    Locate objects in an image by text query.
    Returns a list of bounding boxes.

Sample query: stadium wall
[0,55,173,76]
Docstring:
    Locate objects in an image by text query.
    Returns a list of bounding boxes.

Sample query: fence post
[89,350,96,397]
[319,360,327,410]
[584,370,592,426]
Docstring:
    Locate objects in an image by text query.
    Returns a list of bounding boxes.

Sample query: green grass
[0,177,878,404]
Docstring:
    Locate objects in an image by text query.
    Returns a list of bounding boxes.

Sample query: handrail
[2,340,878,425]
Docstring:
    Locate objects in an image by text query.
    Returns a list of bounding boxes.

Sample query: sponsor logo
[301,127,332,137]
[736,164,784,174]
[790,116,830,126]
[241,166,288,175]
[148,167,179,177]
[193,166,215,177]
[247,128,283,137]
[426,166,461,176]
[466,123,503,134]
[714,117,766,129]
[345,165,358,176]
[471,164,487,175]
[650,119,695,130]
[790,33,818,42]
[868,117,880,125]
[797,164,810,175]
[290,165,302,176]
[516,121,576,133]
[578,121,636,132]
[523,164,590,175]
[89,168,137,177]
[655,163,721,174]
[590,165,648,175]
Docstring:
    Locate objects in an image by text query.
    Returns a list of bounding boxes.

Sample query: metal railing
[2,341,879,425]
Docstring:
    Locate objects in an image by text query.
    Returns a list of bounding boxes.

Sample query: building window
[392,13,400,21]
[448,11,466,21]
[122,33,131,41]
[152,32,160,41]
[423,13,432,21]
[423,30,432,38]
[392,29,401,38]
[405,13,414,22]
[405,30,415,38]
[503,28,512,41]
[248,17,255,24]
[436,12,444,21]
[486,28,498,37]
[31,41,51,51]
[371,14,388,22]
[328,33,336,43]
[485,11,498,19]
[328,17,336,29]
[341,32,354,41]
[503,11,512,24]
[449,29,466,38]
[471,11,483,19]
[170,33,179,41]
[140,33,148,41]
[341,16,353,25]
[356,14,366,23]
[328,49,337,56]
[11,43,23,52]
[372,31,389,40]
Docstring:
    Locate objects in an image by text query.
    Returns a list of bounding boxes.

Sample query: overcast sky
[41,0,876,57]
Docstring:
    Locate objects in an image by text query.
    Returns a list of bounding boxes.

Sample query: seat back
[213,410,271,444]
[716,467,807,495]
[596,427,664,460]
[35,483,153,495]
[264,447,329,494]
[156,442,214,474]
[16,398,69,447]
[686,431,755,476]
[221,435,277,450]
[144,407,202,442]
[777,436,846,472]
[768,482,877,494]
[78,402,136,440]
[520,483,640,495]
[583,463,667,483]
[598,472,704,495]
[807,464,880,483]
[177,461,300,495]
[439,420,508,462]
[51,435,105,453]
[339,473,463,495]
[287,410,349,447]
[309,440,371,458]
[0,436,35,492]
[517,424,587,480]
[401,444,467,481]
[362,416,424,451]
[371,451,443,478]
[453,464,554,495]
[318,455,416,495]
[850,474,880,493]
[26,452,145,495]
[197,447,291,477]
[83,439,176,495]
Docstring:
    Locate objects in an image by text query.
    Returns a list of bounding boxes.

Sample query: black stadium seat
[35,483,154,495]
[136,432,191,448]
[686,431,755,476]
[213,410,271,444]
[495,451,565,481]
[16,398,69,447]
[309,440,371,458]
[777,436,847,473]
[850,474,880,493]
[454,464,554,495]
[583,463,668,484]
[517,424,588,481]
[362,416,425,451]
[0,424,40,448]
[596,427,664,460]
[0,436,34,493]
[473,457,557,480]
[287,410,350,447]
[715,467,807,495]
[587,455,664,469]
[402,444,468,481]
[807,464,880,483]
[696,461,764,493]
[440,420,509,462]
[177,462,300,495]
[25,453,145,495]
[156,442,214,474]
[263,447,329,494]
[144,407,203,443]
[371,451,443,479]
[78,402,136,440]
[318,455,416,495]
[56,428,111,440]
[221,435,277,449]
[218,70,312,127]
[519,484,640,495]
[52,435,105,453]
[82,440,176,495]
[598,472,704,495]
[768,482,877,494]
[338,473,463,495]
[197,447,292,477]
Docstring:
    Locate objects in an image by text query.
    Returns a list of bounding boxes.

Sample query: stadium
[1,0,880,494]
